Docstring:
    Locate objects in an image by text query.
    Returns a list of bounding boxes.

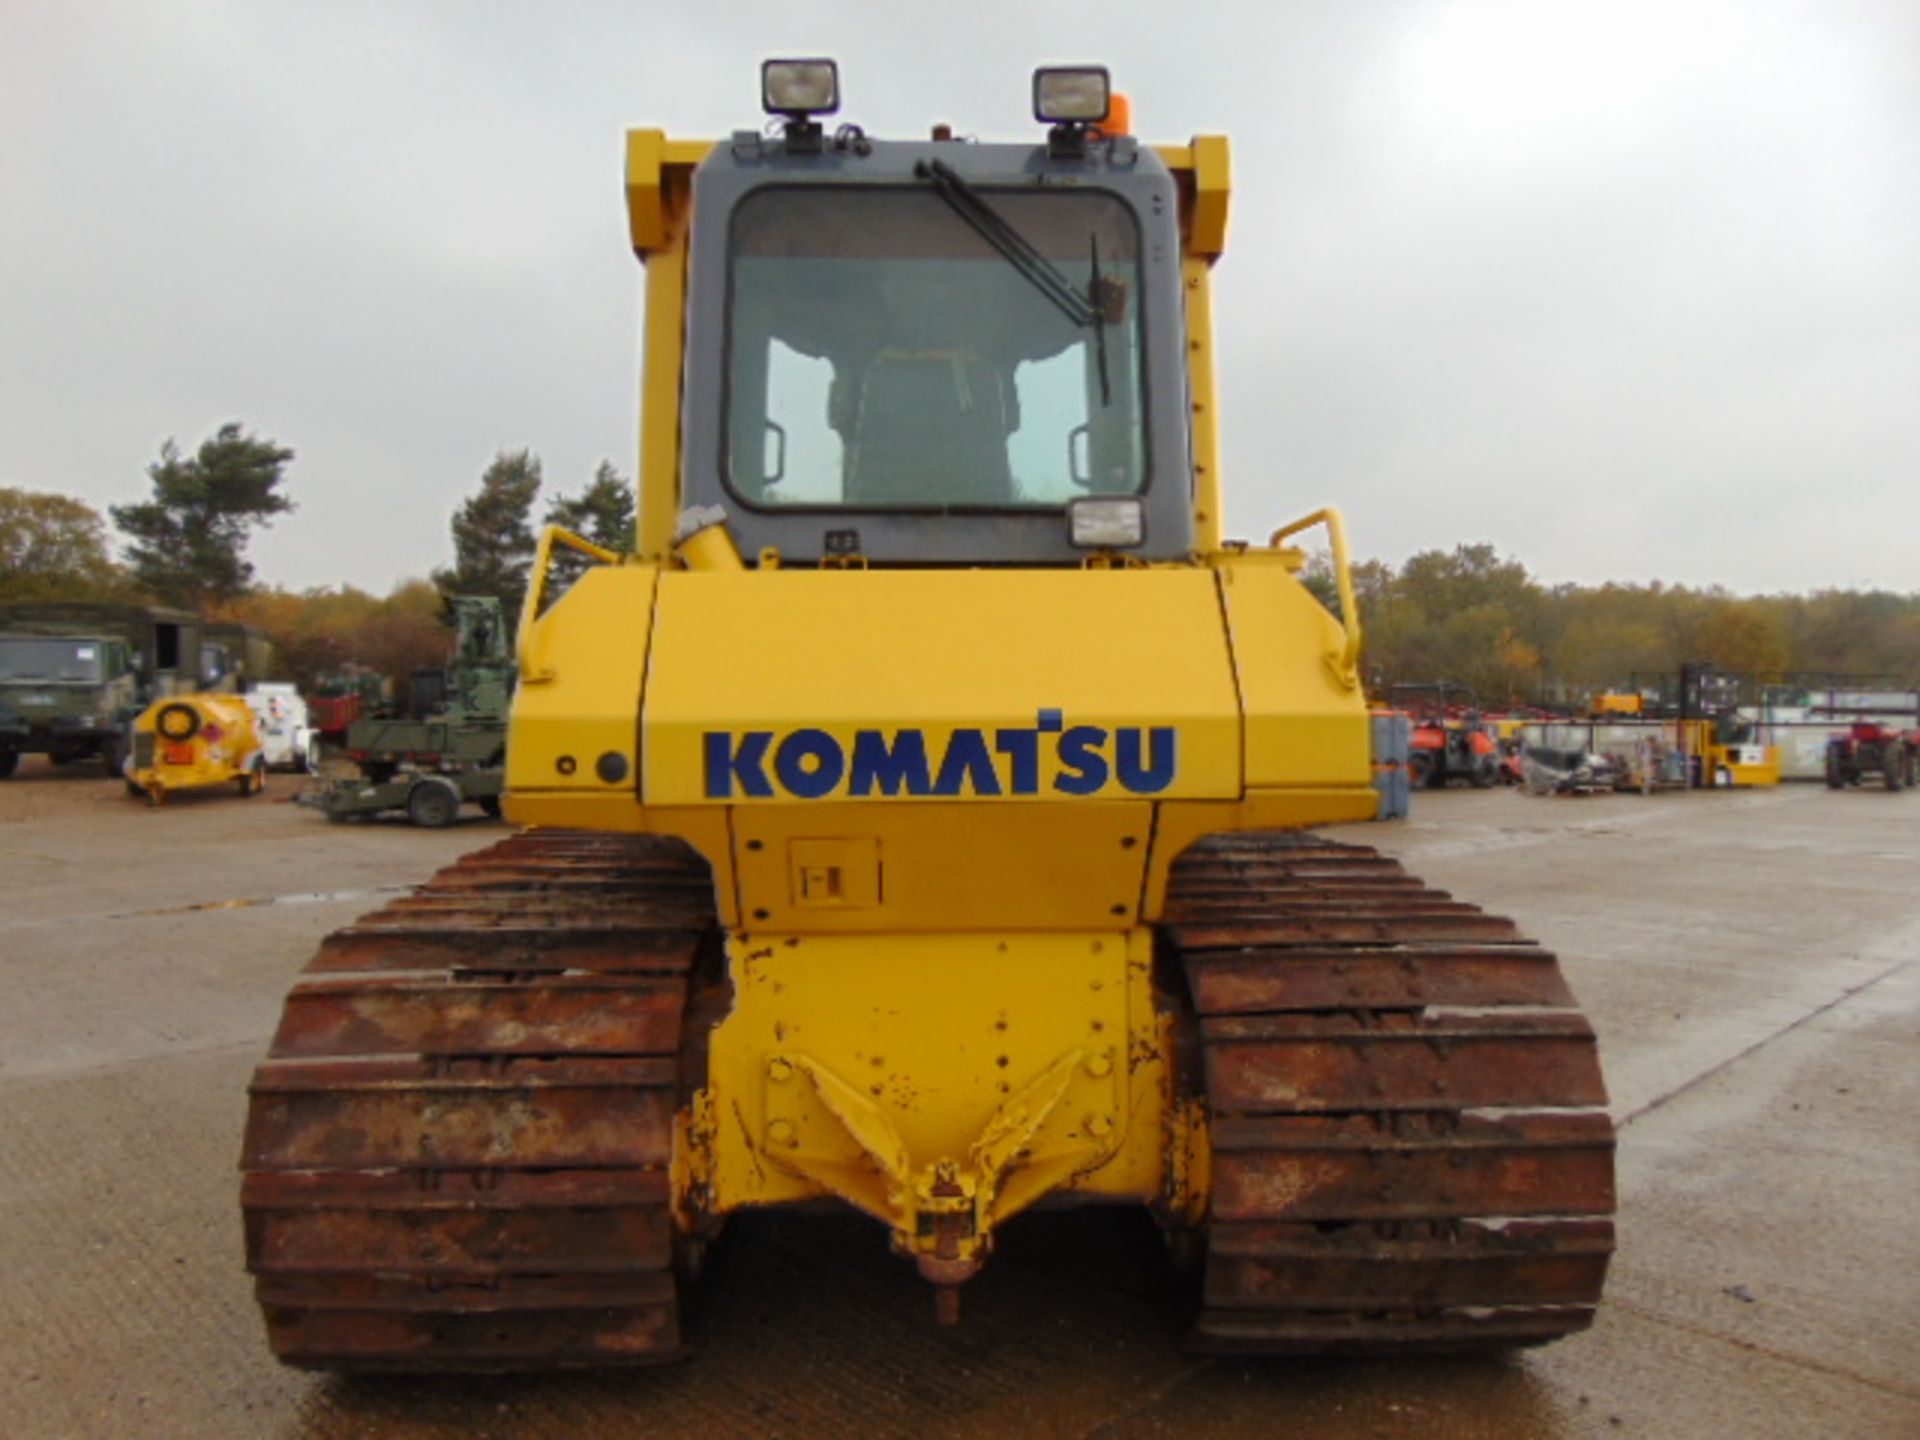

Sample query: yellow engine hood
[640,568,1242,806]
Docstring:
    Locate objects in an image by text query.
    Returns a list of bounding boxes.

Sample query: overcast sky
[3,0,1915,596]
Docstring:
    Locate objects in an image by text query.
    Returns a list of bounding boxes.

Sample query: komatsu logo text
[703,709,1176,800]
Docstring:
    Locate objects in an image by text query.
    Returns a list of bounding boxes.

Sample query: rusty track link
[1166,831,1615,1353]
[241,830,715,1371]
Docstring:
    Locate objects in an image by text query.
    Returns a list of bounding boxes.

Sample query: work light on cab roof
[1033,65,1110,124]
[762,58,840,153]
[761,58,839,117]
[1035,65,1112,157]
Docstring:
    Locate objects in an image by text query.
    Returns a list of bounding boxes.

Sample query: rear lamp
[1033,66,1110,125]
[1068,497,1145,549]
[763,58,840,117]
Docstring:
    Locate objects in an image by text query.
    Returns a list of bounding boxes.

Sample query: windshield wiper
[914,158,1097,330]
[1089,233,1111,408]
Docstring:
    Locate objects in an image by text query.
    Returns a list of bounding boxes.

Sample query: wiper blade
[1089,232,1111,408]
[914,158,1096,329]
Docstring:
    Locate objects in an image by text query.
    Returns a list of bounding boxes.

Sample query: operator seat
[845,350,1015,507]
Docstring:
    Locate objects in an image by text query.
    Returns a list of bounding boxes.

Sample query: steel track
[1166,831,1616,1353]
[240,830,714,1371]
[241,825,1613,1368]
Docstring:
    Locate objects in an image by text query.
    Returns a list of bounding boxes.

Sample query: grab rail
[1269,507,1363,690]
[517,525,622,682]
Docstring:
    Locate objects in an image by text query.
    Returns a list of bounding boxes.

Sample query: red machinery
[1392,684,1501,789]
[1826,722,1917,792]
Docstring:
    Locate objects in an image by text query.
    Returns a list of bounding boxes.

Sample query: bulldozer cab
[671,103,1194,565]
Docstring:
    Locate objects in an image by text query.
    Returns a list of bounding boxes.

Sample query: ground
[0,756,1914,1438]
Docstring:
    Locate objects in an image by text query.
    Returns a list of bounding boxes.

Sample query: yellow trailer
[127,693,267,804]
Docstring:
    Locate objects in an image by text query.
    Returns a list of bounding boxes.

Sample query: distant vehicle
[1389,683,1499,788]
[197,621,275,694]
[295,668,390,772]
[0,603,273,779]
[1592,692,1644,716]
[244,684,310,771]
[301,597,512,826]
[1825,723,1917,792]
[125,693,268,804]
[0,632,139,777]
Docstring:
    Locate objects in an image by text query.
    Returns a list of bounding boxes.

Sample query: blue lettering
[1115,726,1177,794]
[849,729,933,796]
[1053,725,1110,795]
[775,728,845,798]
[706,716,1175,800]
[704,731,775,798]
[995,729,1040,794]
[932,728,1003,796]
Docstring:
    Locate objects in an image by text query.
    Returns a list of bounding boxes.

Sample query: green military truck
[0,603,206,778]
[303,596,513,827]
[197,621,276,694]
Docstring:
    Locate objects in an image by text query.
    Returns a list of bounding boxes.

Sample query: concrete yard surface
[1,757,1915,1438]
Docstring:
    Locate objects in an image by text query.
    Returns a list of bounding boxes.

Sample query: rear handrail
[518,525,622,682]
[1269,507,1363,689]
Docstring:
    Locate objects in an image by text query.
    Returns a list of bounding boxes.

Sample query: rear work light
[1033,66,1110,125]
[763,58,840,117]
[1068,497,1145,549]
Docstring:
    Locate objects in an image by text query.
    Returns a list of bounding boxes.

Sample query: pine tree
[111,423,295,608]
[433,450,543,621]
[545,460,635,553]
[541,460,635,598]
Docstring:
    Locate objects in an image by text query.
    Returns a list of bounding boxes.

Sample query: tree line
[1308,543,1920,703]
[5,428,1914,701]
[1,425,632,691]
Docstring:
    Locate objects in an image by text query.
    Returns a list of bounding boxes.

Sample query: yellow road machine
[128,693,268,804]
[243,62,1614,1369]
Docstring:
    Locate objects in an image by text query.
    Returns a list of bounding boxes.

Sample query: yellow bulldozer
[242,62,1614,1369]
